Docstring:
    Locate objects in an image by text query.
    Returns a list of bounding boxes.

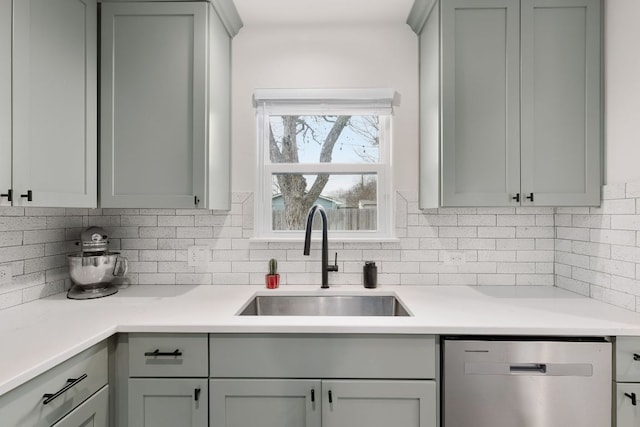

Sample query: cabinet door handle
[144,349,183,357]
[194,387,201,402]
[511,193,520,203]
[0,189,12,202]
[42,374,87,405]
[311,389,315,402]
[20,190,32,202]
[525,192,534,202]
[328,390,333,404]
[625,392,637,406]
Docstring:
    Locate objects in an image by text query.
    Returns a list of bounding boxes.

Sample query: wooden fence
[273,208,377,231]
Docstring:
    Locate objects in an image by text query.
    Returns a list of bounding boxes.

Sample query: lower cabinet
[210,379,435,427]
[52,386,109,427]
[210,379,321,427]
[322,380,436,427]
[0,341,108,427]
[128,378,208,427]
[615,337,640,426]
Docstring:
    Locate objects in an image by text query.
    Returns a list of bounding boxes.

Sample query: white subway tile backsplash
[602,183,626,200]
[458,215,496,226]
[158,215,194,227]
[497,215,535,227]
[572,266,611,288]
[0,232,23,247]
[611,215,640,231]
[29,186,640,310]
[138,273,175,285]
[611,245,640,264]
[589,257,636,279]
[590,229,636,246]
[439,227,477,238]
[478,274,516,286]
[400,273,438,285]
[626,182,640,198]
[556,276,589,296]
[571,241,611,258]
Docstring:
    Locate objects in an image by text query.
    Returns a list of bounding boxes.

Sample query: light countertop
[2,284,640,396]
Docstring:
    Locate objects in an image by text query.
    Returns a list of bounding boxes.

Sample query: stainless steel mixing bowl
[68,252,128,287]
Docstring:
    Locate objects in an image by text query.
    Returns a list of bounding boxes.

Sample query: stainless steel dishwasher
[442,337,611,427]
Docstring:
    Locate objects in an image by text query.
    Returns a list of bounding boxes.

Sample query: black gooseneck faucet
[303,205,338,289]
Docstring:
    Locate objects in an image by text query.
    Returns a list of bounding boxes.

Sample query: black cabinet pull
[194,387,201,402]
[311,389,315,402]
[512,193,520,203]
[0,189,12,202]
[525,192,534,202]
[633,353,640,361]
[328,390,333,404]
[144,349,183,357]
[625,392,637,406]
[20,190,32,202]
[42,374,87,405]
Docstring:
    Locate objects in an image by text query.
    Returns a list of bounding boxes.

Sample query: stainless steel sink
[237,295,411,317]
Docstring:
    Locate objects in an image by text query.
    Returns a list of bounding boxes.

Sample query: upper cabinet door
[101,2,207,209]
[0,0,10,207]
[520,0,602,206]
[441,0,521,207]
[12,0,97,207]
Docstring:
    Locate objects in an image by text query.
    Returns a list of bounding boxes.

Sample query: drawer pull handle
[42,374,87,405]
[633,353,640,361]
[144,349,182,357]
[311,389,315,403]
[625,392,637,406]
[194,387,201,402]
[328,390,333,404]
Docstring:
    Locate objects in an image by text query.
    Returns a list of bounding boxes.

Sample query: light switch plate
[188,246,210,267]
[0,264,12,285]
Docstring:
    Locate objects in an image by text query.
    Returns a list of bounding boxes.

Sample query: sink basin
[237,295,411,317]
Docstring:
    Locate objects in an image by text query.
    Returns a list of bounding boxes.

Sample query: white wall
[605,0,640,185]
[231,24,419,192]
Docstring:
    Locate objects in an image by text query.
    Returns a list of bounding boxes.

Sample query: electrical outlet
[443,251,466,266]
[0,264,12,285]
[188,246,210,267]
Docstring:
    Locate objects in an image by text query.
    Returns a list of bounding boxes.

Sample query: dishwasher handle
[510,363,547,374]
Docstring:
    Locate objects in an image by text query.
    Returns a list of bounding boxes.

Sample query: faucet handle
[327,252,339,272]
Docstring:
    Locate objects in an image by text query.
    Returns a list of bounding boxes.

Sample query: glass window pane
[268,115,380,164]
[272,174,378,231]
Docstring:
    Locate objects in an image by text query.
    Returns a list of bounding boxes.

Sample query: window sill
[249,236,401,244]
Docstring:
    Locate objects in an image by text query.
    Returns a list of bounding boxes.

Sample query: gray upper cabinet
[0,0,10,206]
[100,1,238,209]
[1,0,97,208]
[520,0,602,206]
[412,0,602,208]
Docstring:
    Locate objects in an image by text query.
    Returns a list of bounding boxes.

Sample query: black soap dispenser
[363,261,378,288]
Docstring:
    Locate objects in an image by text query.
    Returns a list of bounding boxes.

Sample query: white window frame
[254,88,395,241]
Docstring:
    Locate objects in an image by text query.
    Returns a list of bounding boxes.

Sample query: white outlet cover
[188,246,210,267]
[0,264,12,285]
[443,251,466,266]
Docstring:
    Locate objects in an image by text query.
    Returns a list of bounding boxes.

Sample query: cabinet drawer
[52,385,108,427]
[210,334,436,379]
[616,337,640,382]
[129,333,208,377]
[0,341,108,427]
